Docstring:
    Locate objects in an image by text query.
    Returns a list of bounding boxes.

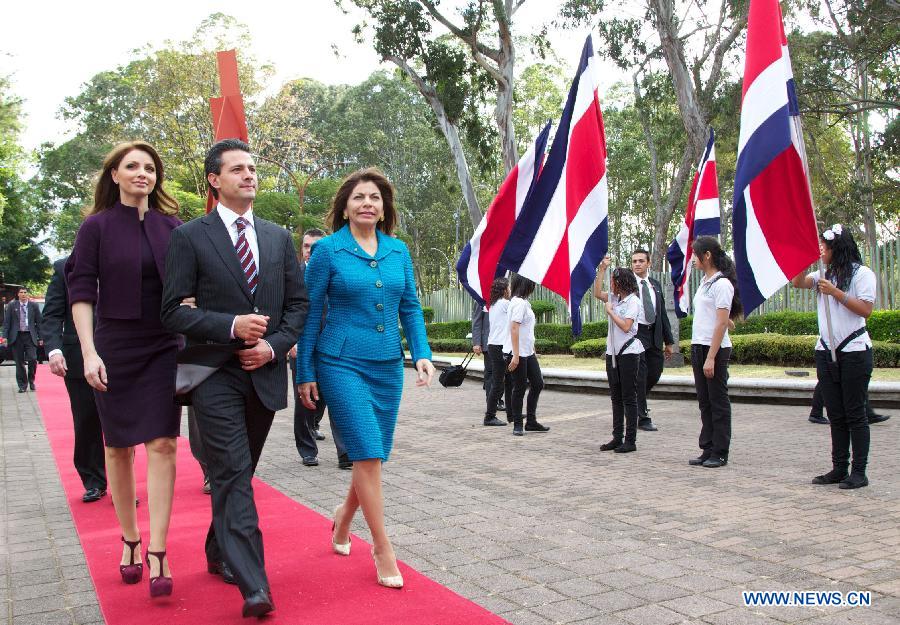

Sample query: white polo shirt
[808,266,875,352]
[487,299,510,346]
[606,293,644,356]
[691,273,733,347]
[502,297,536,357]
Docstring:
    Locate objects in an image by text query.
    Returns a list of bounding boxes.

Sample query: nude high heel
[331,505,351,556]
[372,548,403,589]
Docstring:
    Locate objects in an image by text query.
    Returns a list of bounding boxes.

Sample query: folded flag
[498,35,608,336]
[456,122,552,306]
[666,128,721,317]
[732,0,820,314]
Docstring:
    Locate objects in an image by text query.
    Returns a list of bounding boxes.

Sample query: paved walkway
[2,364,899,625]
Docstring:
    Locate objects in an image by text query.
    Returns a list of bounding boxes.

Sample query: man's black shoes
[812,469,848,485]
[688,454,710,466]
[313,429,326,441]
[242,589,274,617]
[839,473,869,489]
[638,421,658,431]
[301,456,319,467]
[702,457,727,468]
[208,560,237,585]
[808,414,829,424]
[614,443,636,453]
[82,488,106,503]
[483,416,506,426]
[869,413,891,424]
[600,439,622,451]
[29,382,36,391]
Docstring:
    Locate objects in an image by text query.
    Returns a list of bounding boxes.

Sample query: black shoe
[314,429,326,441]
[207,560,237,585]
[638,421,658,432]
[702,457,727,468]
[812,469,848,485]
[614,442,636,453]
[524,420,550,432]
[512,425,524,436]
[689,454,711,466]
[242,589,274,618]
[82,488,106,503]
[496,399,506,412]
[338,454,352,470]
[868,413,891,425]
[301,456,319,467]
[600,439,622,451]
[483,416,506,426]
[18,387,26,393]
[839,473,869,489]
[203,476,211,495]
[808,415,830,425]
[29,382,36,391]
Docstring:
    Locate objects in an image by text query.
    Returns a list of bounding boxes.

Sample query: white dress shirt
[216,204,273,360]
[636,274,657,325]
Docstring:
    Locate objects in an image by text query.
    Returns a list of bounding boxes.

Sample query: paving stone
[617,603,686,625]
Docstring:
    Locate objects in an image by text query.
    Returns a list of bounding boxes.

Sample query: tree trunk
[650,146,696,272]
[651,0,707,155]
[495,46,518,173]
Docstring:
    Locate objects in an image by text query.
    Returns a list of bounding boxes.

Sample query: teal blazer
[296,225,432,383]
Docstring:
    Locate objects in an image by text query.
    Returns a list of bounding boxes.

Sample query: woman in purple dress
[67,142,182,598]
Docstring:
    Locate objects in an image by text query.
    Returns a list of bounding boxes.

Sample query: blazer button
[370,260,378,268]
[375,280,383,288]
[376,325,384,332]
[376,303,384,311]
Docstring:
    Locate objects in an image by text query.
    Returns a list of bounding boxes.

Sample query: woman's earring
[379,215,385,222]
[343,212,348,219]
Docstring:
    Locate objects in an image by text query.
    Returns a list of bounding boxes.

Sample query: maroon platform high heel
[120,536,143,584]
[146,549,173,597]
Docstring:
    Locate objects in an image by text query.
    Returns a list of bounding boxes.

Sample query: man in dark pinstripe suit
[161,139,308,618]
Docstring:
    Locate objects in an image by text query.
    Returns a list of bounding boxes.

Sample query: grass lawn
[433,353,900,382]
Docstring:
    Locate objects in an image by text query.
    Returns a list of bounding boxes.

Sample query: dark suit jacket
[3,299,41,344]
[160,210,309,412]
[66,202,182,319]
[642,276,674,350]
[40,257,86,378]
[471,301,489,348]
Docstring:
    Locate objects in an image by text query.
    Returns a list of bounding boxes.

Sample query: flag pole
[792,115,837,363]
[607,265,617,369]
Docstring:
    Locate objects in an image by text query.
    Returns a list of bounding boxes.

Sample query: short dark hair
[204,139,251,199]
[17,287,28,294]
[631,248,650,262]
[611,267,638,296]
[303,227,326,239]
[509,274,536,299]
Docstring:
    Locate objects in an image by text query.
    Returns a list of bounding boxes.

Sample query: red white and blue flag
[732,0,819,314]
[498,35,608,335]
[666,128,721,318]
[456,122,552,306]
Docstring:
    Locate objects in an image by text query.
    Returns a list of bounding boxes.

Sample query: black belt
[638,323,654,331]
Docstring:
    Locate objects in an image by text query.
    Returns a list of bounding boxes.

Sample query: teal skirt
[315,352,405,462]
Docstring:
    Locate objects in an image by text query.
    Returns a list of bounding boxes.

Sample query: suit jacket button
[370,260,378,268]
[376,325,384,332]
[375,280,383,288]
[376,303,384,310]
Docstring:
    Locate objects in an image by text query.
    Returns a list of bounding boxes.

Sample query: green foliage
[425,320,472,340]
[424,337,565,354]
[679,311,900,343]
[571,338,608,358]
[530,300,556,322]
[421,306,435,323]
[676,334,900,368]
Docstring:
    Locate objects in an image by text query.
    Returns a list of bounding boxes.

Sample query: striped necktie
[234,217,258,294]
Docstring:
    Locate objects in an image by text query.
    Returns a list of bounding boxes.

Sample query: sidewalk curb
[412,356,900,408]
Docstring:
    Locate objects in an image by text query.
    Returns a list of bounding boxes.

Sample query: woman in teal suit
[297,168,435,589]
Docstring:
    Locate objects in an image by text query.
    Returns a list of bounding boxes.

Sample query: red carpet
[36,372,509,624]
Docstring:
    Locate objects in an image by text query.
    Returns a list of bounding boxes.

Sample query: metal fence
[422,239,900,324]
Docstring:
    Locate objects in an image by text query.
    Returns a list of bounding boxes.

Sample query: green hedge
[421,307,435,323]
[425,321,473,340]
[676,334,899,368]
[572,333,900,367]
[678,310,900,343]
[418,337,567,354]
[530,300,556,322]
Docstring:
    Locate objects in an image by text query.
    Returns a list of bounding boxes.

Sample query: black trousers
[63,376,106,491]
[509,354,543,425]
[187,407,207,478]
[12,334,37,389]
[606,353,640,444]
[485,345,512,419]
[192,363,274,597]
[810,380,876,421]
[293,384,348,461]
[636,324,664,423]
[691,345,732,460]
[815,349,872,474]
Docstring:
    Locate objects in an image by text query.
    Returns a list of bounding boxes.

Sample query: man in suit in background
[631,249,674,432]
[3,287,42,392]
[41,257,107,502]
[161,139,308,618]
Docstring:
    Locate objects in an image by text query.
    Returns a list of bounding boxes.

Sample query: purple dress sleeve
[66,216,101,305]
